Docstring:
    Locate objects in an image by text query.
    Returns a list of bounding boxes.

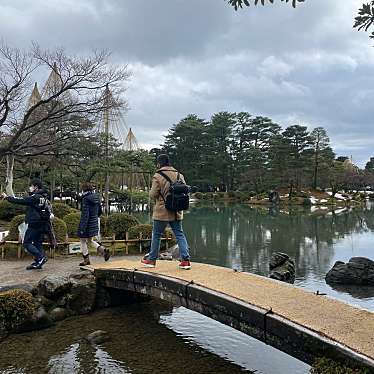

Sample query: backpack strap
[156,170,179,219]
[157,170,174,185]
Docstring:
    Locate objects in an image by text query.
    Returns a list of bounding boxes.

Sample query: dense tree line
[158,112,374,193]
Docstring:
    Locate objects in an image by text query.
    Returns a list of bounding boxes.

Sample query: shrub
[52,202,77,219]
[226,191,236,199]
[194,192,203,200]
[7,215,26,241]
[63,212,81,238]
[311,357,369,374]
[128,224,153,252]
[0,200,26,221]
[303,198,312,206]
[0,289,36,331]
[204,192,215,200]
[164,228,177,247]
[6,214,67,243]
[128,224,153,239]
[131,191,149,205]
[52,217,67,242]
[106,213,139,239]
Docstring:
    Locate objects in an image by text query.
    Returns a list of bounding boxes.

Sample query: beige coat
[150,166,185,221]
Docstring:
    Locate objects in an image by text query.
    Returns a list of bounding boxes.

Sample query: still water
[184,202,374,311]
[1,203,374,374]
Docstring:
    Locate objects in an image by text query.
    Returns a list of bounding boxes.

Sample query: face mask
[29,186,35,193]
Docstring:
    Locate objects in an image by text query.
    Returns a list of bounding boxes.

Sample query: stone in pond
[269,252,295,284]
[86,330,110,344]
[50,307,68,322]
[325,257,374,285]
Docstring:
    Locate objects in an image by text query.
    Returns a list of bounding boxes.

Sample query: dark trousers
[23,226,44,261]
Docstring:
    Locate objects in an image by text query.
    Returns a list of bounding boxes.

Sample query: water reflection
[184,202,374,310]
[0,302,262,374]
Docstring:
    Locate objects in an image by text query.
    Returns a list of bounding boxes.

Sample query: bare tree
[0,41,130,195]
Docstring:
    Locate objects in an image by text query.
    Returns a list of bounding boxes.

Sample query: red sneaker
[179,260,191,270]
[141,258,156,268]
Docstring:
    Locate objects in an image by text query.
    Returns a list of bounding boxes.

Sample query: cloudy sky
[1,0,373,165]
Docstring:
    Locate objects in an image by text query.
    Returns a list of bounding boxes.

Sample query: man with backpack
[141,154,191,270]
[2,178,50,270]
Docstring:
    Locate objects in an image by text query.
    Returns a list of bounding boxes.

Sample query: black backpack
[157,171,190,212]
[36,196,54,222]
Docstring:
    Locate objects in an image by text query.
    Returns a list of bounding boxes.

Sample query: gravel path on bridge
[92,259,374,361]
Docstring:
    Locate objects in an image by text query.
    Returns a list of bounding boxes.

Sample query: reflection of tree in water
[184,203,374,280]
[0,302,249,374]
[48,342,130,374]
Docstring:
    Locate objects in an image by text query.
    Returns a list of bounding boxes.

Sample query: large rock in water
[66,271,96,315]
[325,257,374,285]
[37,275,72,299]
[269,252,296,284]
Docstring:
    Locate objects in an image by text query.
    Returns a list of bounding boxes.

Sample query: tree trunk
[104,172,110,215]
[5,154,15,196]
[313,151,319,190]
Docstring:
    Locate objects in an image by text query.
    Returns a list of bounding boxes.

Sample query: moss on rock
[0,289,37,331]
[311,357,369,374]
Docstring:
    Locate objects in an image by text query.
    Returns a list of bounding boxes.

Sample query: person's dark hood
[82,192,101,205]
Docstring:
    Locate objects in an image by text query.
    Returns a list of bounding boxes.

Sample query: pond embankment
[0,256,142,342]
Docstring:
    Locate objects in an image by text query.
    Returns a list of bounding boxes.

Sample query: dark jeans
[23,226,45,261]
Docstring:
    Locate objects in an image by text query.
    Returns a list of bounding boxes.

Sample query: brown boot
[97,245,110,262]
[79,254,90,266]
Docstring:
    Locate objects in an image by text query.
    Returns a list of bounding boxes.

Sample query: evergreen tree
[309,127,335,189]
[207,112,236,191]
[365,157,374,171]
[282,125,312,190]
[163,114,209,187]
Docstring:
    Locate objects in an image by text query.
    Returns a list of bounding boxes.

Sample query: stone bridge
[92,259,374,371]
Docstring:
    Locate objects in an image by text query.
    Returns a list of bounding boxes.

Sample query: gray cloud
[1,0,373,165]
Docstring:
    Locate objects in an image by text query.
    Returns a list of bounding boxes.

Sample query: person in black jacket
[78,182,110,266]
[2,178,49,270]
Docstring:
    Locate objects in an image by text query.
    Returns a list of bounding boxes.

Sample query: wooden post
[1,243,5,260]
[125,231,129,255]
[17,242,22,259]
[111,234,116,256]
[139,231,143,253]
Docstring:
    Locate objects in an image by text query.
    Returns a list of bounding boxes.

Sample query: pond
[184,202,374,311]
[1,202,373,374]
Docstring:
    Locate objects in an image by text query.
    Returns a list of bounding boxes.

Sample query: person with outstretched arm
[1,178,49,270]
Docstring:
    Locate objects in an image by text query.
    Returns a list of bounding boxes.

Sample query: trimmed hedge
[63,212,81,238]
[106,213,139,240]
[0,201,26,221]
[128,224,153,239]
[52,203,77,219]
[6,214,67,243]
[7,215,26,241]
[52,218,67,242]
[194,192,204,200]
